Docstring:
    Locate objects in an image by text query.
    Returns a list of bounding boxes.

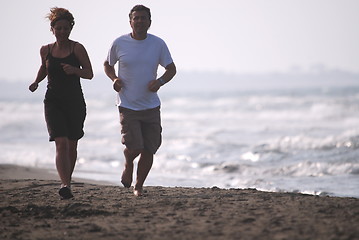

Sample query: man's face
[130,11,151,34]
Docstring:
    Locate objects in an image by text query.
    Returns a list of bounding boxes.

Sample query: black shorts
[44,98,86,141]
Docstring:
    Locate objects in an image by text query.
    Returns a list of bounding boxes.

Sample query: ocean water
[1,72,359,198]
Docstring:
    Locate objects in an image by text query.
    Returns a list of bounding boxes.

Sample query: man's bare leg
[134,149,153,196]
[122,148,141,188]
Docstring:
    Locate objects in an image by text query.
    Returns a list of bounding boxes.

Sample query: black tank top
[45,41,84,101]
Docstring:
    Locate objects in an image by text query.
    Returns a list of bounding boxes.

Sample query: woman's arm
[29,46,48,92]
[63,43,93,79]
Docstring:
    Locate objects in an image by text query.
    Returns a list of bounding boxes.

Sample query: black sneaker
[59,186,74,199]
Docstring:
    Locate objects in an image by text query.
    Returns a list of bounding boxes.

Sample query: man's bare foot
[121,168,132,188]
[133,187,143,197]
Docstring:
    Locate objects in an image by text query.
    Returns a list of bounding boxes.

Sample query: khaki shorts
[119,106,162,154]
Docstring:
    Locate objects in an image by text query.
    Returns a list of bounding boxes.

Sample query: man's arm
[148,62,177,92]
[104,60,123,92]
[160,62,176,84]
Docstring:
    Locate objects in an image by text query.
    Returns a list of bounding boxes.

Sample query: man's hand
[113,78,123,92]
[148,79,161,92]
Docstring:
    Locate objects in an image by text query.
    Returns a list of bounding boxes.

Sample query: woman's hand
[29,82,39,92]
[61,63,78,75]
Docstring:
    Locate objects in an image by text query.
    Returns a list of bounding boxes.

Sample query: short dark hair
[129,5,151,21]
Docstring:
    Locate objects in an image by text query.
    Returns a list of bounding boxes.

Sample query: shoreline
[1,164,359,240]
[0,164,114,186]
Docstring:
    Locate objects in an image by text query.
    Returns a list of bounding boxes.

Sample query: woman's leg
[68,139,79,178]
[55,137,71,187]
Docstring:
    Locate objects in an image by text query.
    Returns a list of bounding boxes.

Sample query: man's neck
[131,32,147,40]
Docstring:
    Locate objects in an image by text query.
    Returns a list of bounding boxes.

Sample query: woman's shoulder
[40,42,55,49]
[72,41,86,53]
[39,43,52,58]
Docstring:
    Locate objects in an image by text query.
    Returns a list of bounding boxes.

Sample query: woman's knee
[55,137,69,152]
[124,148,142,158]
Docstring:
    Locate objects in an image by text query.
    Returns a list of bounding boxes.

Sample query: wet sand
[1,164,358,240]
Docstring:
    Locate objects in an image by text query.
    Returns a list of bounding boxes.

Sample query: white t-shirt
[107,33,173,110]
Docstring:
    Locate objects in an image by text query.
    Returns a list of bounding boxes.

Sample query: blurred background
[1,0,359,197]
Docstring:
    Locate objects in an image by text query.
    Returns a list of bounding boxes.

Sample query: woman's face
[51,19,72,41]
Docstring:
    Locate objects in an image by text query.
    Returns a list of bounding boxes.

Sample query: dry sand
[1,164,358,240]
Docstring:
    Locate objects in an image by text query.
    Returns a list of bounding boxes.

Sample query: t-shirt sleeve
[107,41,118,66]
[159,41,173,68]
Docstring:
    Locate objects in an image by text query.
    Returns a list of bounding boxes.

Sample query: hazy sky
[1,0,359,81]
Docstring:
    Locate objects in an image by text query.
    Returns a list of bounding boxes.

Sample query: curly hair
[47,7,75,28]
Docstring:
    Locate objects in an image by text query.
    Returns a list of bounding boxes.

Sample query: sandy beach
[1,164,358,240]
